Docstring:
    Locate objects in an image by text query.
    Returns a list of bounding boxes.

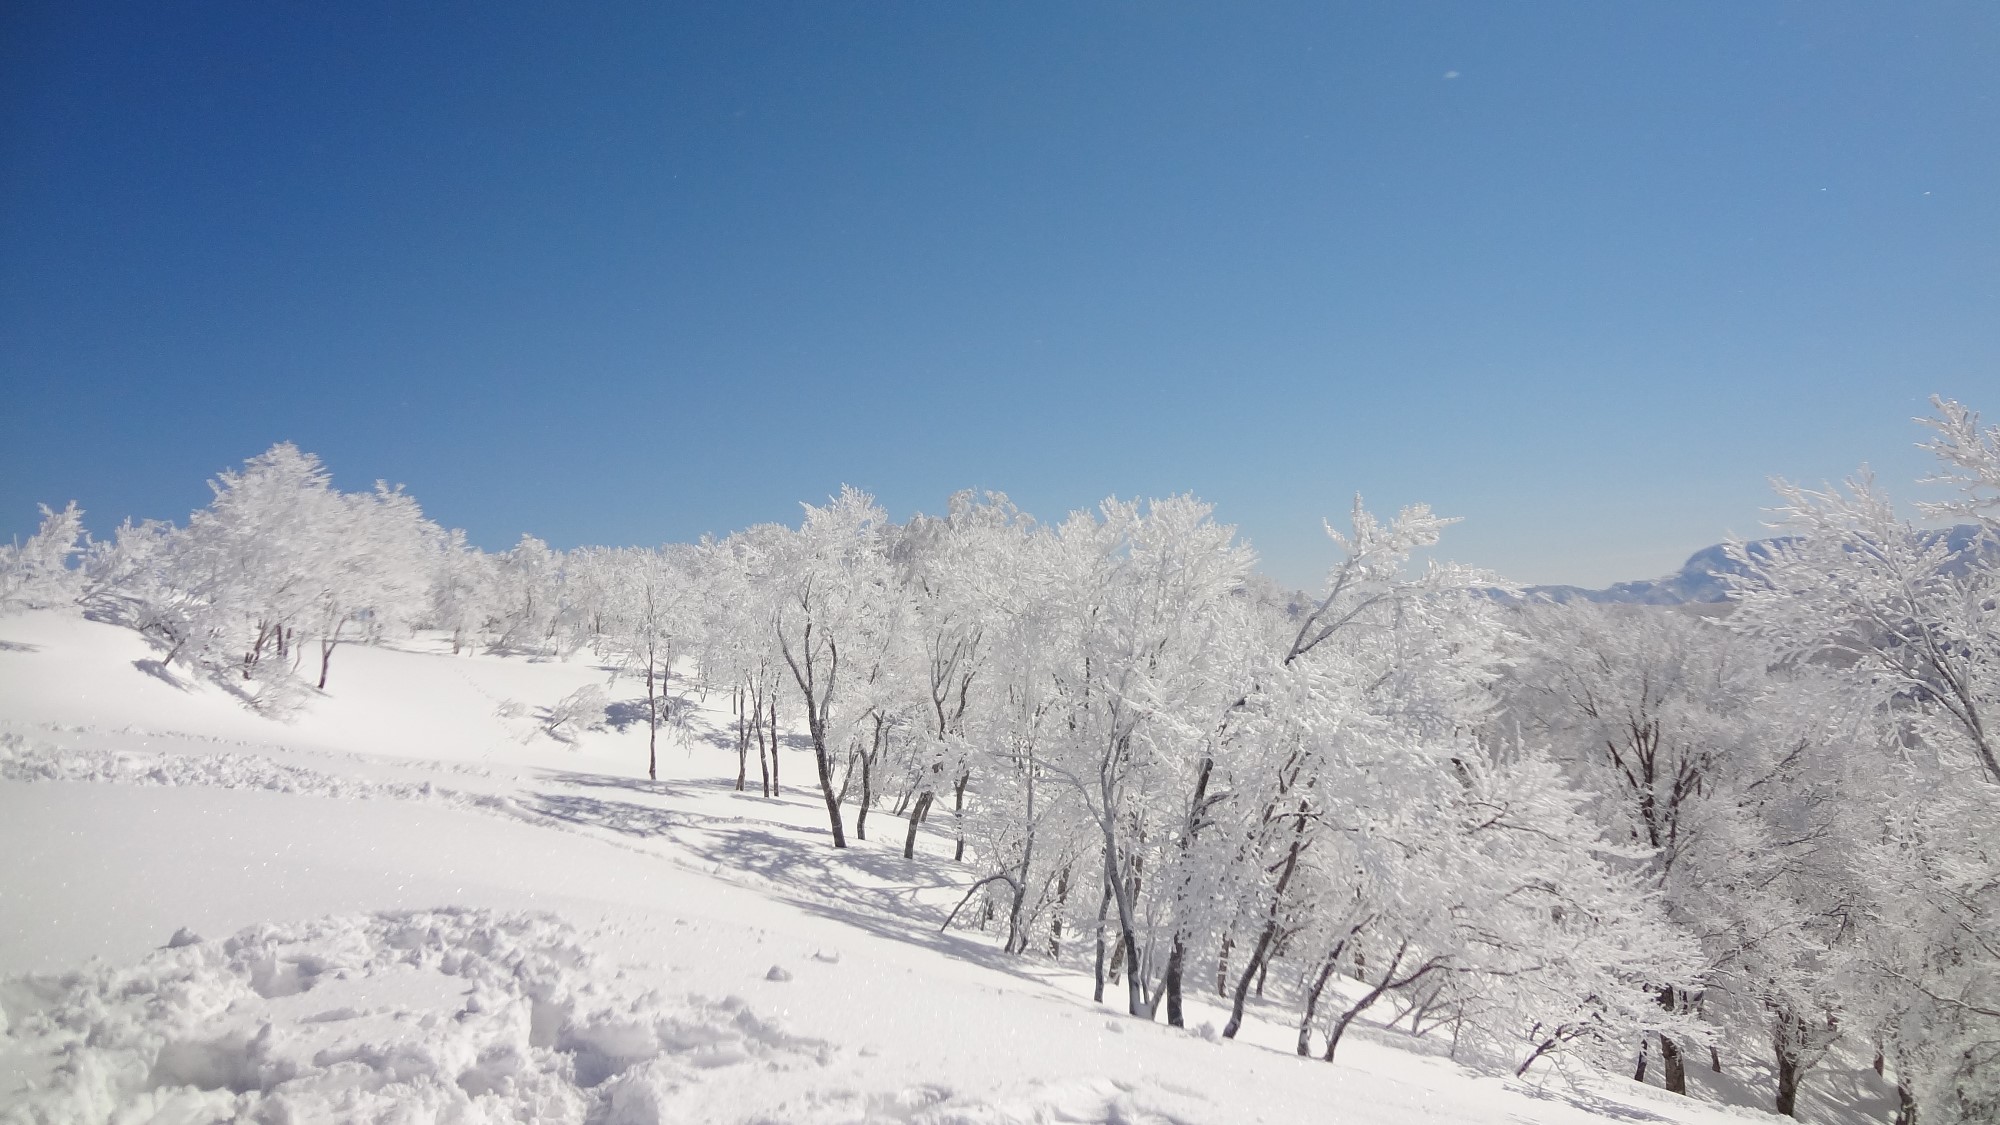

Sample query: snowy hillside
[0,609,1891,1124]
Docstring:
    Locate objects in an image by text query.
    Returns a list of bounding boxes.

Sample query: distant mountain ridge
[1516,525,1989,606]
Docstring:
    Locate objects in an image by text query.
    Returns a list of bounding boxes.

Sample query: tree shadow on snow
[521,791,690,836]
[601,700,650,732]
[669,821,1068,992]
[519,778,794,837]
[532,768,762,803]
[131,658,193,692]
[513,775,1062,993]
[1509,1086,1674,1125]
[0,639,41,653]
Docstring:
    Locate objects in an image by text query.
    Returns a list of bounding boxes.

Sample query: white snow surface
[0,611,1877,1123]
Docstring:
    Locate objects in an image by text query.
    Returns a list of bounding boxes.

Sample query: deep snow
[0,611,1892,1123]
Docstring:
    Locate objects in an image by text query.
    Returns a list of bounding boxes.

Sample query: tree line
[4,399,1996,1123]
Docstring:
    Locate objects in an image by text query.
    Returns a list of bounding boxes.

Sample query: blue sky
[4,2,1995,588]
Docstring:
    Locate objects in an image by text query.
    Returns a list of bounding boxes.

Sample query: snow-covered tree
[595,546,700,780]
[1721,398,2000,1123]
[426,528,498,654]
[493,534,564,656]
[699,527,789,797]
[0,502,87,612]
[307,483,437,689]
[766,487,893,848]
[1034,495,1257,1019]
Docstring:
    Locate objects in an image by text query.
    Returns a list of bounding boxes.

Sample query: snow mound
[0,733,517,816]
[0,908,832,1124]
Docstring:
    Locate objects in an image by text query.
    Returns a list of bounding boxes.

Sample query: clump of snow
[0,908,831,1124]
[765,965,794,983]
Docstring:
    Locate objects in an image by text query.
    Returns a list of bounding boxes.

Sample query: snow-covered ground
[0,611,1889,1123]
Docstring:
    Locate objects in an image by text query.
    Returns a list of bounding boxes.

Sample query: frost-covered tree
[493,534,564,656]
[1216,500,1484,1040]
[595,546,700,780]
[427,528,498,654]
[1921,395,2000,524]
[893,491,1030,860]
[1035,495,1257,1019]
[133,443,352,711]
[767,487,893,848]
[1721,397,2000,1123]
[62,445,445,709]
[307,484,437,689]
[1728,470,2000,786]
[0,502,87,612]
[1503,605,1752,1091]
[700,527,789,797]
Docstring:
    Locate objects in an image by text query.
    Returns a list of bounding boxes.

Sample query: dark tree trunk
[1657,986,1687,1094]
[1164,937,1186,1027]
[645,663,662,781]
[952,770,969,862]
[811,728,846,848]
[835,749,857,806]
[903,790,933,859]
[769,697,779,795]
[1323,944,1423,1064]
[1660,1034,1686,1092]
[1048,865,1070,958]
[1297,953,1339,1057]
[855,715,881,841]
[1323,1004,1362,1061]
[1771,1008,1824,1120]
[246,620,275,679]
[1635,1039,1650,1083]
[1224,816,1307,1039]
[1894,1081,1917,1125]
[754,690,771,797]
[734,688,748,792]
[1223,927,1273,1038]
[1005,800,1035,955]
[1092,880,1111,1003]
[1774,1051,1802,1117]
[1119,874,1147,1018]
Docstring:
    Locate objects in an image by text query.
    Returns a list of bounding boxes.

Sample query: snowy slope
[0,611,1888,1124]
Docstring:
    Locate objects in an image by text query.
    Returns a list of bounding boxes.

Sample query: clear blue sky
[4,2,1995,588]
